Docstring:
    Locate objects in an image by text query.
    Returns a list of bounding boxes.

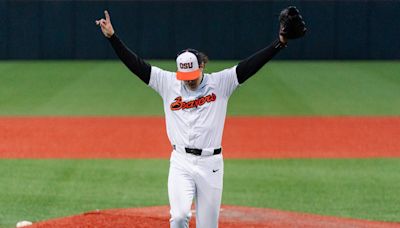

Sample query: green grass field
[0,61,399,115]
[1,159,400,227]
[0,61,399,227]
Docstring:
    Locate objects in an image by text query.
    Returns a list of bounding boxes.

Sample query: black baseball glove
[279,6,307,39]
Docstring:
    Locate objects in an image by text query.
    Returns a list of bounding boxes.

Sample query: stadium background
[1,0,400,227]
[1,0,399,60]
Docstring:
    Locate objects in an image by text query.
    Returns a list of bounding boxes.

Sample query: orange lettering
[170,93,217,111]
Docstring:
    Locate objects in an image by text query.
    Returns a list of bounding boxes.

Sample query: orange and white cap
[176,51,201,81]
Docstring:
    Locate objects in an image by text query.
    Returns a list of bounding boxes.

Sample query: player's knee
[170,210,191,226]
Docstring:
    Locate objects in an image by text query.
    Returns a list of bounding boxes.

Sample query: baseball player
[96,7,306,228]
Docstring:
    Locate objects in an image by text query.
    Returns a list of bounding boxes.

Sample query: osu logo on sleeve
[170,93,217,111]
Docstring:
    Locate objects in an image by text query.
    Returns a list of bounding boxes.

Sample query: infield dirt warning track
[1,116,399,158]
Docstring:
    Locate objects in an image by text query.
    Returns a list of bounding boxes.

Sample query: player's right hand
[96,10,115,38]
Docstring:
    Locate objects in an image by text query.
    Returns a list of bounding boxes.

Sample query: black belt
[173,145,221,156]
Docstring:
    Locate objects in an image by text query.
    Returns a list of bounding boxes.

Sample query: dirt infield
[1,116,399,158]
[3,116,400,227]
[30,205,399,228]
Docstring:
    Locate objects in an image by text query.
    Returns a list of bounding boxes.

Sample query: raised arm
[96,10,151,84]
[236,38,286,84]
[236,6,306,84]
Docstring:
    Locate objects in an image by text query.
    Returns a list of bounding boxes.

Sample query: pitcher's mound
[29,205,398,228]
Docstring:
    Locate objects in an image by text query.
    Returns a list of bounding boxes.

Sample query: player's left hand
[96,10,115,38]
[279,6,307,41]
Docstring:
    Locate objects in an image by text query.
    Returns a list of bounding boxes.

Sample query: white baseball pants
[168,149,224,228]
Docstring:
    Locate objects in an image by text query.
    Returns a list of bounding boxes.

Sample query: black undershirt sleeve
[108,34,151,84]
[236,39,286,84]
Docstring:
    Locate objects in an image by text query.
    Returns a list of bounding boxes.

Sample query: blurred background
[1,0,399,60]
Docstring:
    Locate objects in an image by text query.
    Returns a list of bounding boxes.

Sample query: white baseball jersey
[149,65,239,228]
[107,31,283,228]
[149,66,239,150]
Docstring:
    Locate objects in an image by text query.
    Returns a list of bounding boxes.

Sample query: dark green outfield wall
[1,0,399,60]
